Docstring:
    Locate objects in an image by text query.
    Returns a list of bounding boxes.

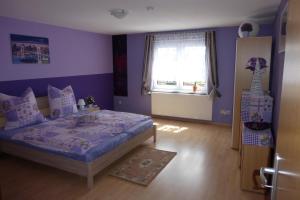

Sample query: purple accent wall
[0,16,113,81]
[0,74,113,109]
[0,17,113,109]
[114,25,273,123]
[270,0,288,138]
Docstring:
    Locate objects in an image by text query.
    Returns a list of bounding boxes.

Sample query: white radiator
[151,92,213,120]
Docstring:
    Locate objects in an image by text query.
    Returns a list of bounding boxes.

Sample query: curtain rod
[147,29,215,36]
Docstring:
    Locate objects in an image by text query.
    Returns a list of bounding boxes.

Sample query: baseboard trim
[151,114,232,127]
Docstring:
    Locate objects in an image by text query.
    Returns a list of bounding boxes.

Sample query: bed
[0,97,156,188]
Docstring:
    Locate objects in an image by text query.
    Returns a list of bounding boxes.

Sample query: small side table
[86,105,100,112]
[240,124,273,193]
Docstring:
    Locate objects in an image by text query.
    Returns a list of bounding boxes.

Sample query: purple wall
[270,0,288,138]
[0,17,113,109]
[0,74,113,109]
[0,17,112,81]
[114,25,273,124]
[212,27,238,124]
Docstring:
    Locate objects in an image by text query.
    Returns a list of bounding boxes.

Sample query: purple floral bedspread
[0,110,153,162]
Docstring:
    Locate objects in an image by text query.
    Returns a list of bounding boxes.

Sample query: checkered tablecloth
[242,125,274,148]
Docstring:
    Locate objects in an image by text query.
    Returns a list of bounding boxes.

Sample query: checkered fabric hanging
[246,57,268,96]
[241,91,273,123]
[242,125,274,148]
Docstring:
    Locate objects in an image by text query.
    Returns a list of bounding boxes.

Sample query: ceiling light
[146,6,154,11]
[109,9,128,19]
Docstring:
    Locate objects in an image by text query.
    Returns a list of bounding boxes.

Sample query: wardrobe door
[232,37,272,150]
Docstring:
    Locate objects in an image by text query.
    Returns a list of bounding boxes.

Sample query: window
[151,32,208,94]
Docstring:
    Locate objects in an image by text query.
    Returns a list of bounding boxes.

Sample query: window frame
[151,38,208,95]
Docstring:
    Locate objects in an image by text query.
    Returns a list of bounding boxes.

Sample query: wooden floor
[0,119,266,200]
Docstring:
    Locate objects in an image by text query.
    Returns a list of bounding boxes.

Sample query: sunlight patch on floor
[157,124,188,133]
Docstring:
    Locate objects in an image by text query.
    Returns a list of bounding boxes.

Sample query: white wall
[151,93,213,120]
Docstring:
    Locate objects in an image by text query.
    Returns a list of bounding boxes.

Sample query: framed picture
[10,34,50,64]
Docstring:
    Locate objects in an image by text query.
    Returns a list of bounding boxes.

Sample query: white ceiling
[0,0,281,35]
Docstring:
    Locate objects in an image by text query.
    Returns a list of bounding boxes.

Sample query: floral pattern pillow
[48,85,78,119]
[0,88,45,130]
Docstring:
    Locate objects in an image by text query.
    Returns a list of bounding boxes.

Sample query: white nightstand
[87,105,100,112]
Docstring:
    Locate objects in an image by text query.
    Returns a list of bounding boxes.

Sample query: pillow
[48,85,78,119]
[0,88,45,130]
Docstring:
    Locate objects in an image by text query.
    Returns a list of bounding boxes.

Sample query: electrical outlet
[220,109,231,116]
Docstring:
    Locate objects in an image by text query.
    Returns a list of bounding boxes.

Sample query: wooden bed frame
[0,97,156,188]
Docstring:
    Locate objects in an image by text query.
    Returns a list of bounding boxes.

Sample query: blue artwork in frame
[10,34,50,64]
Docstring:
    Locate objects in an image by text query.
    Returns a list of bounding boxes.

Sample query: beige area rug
[110,147,176,186]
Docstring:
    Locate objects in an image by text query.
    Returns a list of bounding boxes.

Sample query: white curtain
[151,31,208,93]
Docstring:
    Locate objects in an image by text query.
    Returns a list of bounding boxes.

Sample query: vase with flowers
[193,82,197,93]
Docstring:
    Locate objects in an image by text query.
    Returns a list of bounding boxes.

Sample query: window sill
[151,91,209,96]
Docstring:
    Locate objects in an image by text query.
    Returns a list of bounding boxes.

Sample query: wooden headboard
[0,96,50,129]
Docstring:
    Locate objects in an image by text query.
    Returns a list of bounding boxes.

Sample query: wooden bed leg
[153,125,157,143]
[87,164,94,189]
[87,174,94,189]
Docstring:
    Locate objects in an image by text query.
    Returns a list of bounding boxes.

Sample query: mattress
[0,110,153,163]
